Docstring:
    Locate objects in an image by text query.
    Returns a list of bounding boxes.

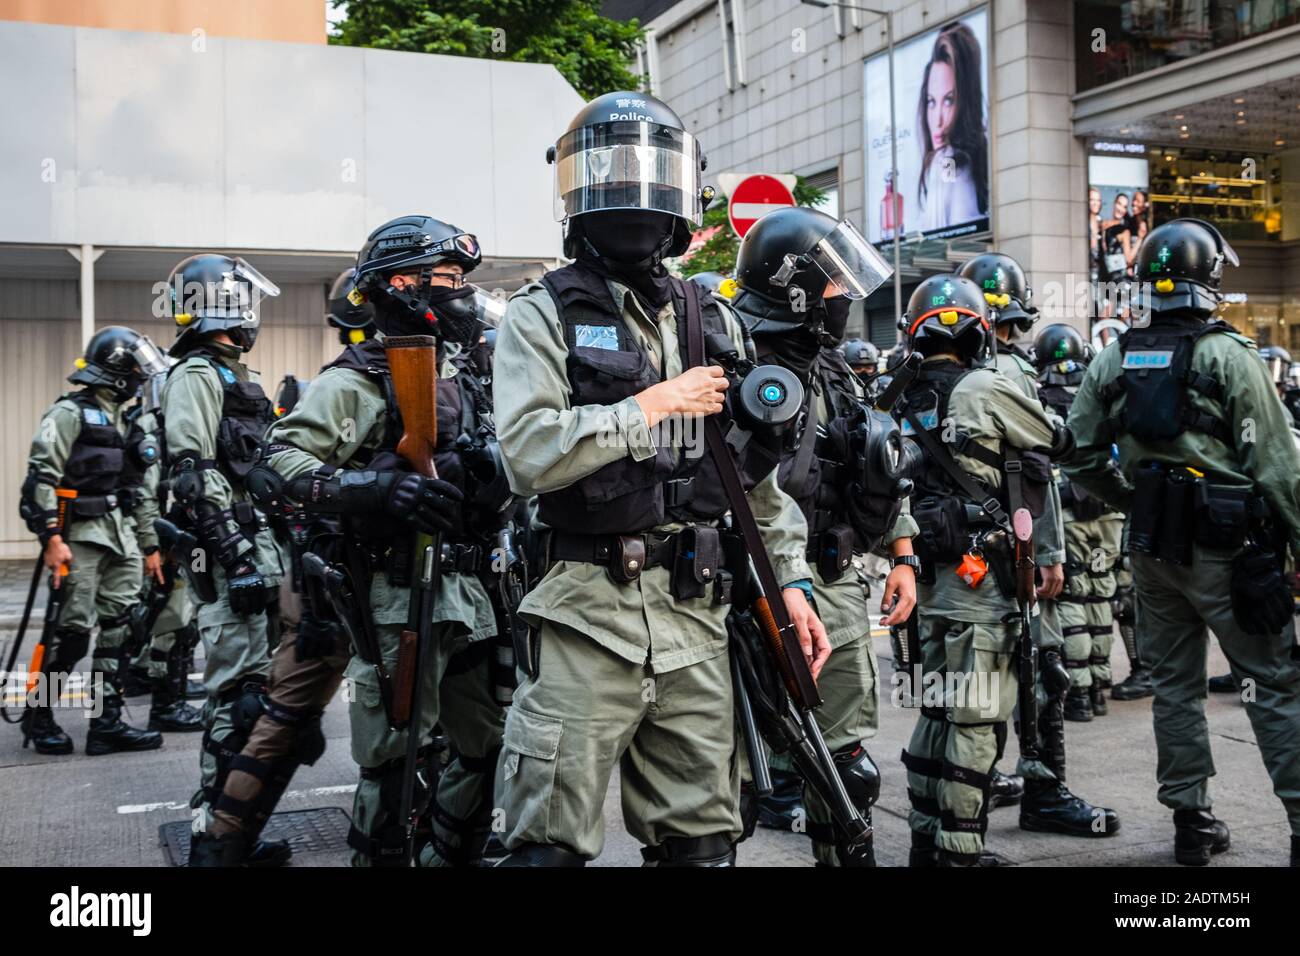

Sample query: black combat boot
[85,691,163,755]
[1207,673,1237,693]
[910,830,1009,867]
[1173,809,1230,866]
[149,649,203,732]
[989,768,1024,809]
[1020,695,1120,837]
[1090,683,1109,716]
[188,830,249,867]
[1111,665,1154,700]
[757,768,806,831]
[1064,686,1093,722]
[19,703,74,755]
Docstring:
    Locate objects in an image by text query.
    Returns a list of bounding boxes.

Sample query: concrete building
[0,15,582,557]
[615,0,1300,347]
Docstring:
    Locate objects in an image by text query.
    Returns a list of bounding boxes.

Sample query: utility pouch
[609,534,646,584]
[72,495,112,518]
[720,531,754,607]
[1193,482,1253,551]
[912,496,971,564]
[386,535,414,588]
[985,539,1016,599]
[816,524,855,583]
[712,568,734,606]
[1067,481,1108,521]
[1156,471,1196,566]
[671,526,720,601]
[1128,465,1167,555]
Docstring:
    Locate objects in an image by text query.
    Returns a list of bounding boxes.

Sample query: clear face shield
[473,286,508,328]
[553,121,703,225]
[230,257,280,329]
[809,221,893,300]
[129,335,169,379]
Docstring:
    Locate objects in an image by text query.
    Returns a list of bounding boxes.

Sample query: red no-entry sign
[727,174,797,238]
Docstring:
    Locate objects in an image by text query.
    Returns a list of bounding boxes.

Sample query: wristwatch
[890,555,921,571]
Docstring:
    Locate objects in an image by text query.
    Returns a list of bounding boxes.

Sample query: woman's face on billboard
[1113,194,1129,218]
[926,60,956,149]
[1089,188,1101,215]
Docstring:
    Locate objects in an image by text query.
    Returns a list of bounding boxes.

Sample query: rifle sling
[682,281,819,707]
[902,410,1017,536]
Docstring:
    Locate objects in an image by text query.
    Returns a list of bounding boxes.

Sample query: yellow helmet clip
[175,312,194,327]
[347,288,366,306]
[74,358,88,370]
[939,310,961,325]
[984,292,1011,308]
[348,328,366,345]
[1154,278,1175,294]
[718,277,738,300]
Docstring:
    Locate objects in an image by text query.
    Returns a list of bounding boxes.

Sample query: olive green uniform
[161,349,283,822]
[493,278,812,861]
[26,387,147,698]
[264,349,502,867]
[904,363,1058,860]
[1065,328,1300,836]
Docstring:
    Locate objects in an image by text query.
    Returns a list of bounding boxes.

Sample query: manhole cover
[159,806,353,866]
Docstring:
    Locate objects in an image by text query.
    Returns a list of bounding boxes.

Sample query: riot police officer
[893,275,1083,865]
[19,328,169,756]
[491,91,827,866]
[1065,218,1300,867]
[842,338,880,380]
[731,205,917,865]
[227,217,508,868]
[159,253,291,867]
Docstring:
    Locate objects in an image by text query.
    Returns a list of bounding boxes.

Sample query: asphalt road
[2,618,1292,868]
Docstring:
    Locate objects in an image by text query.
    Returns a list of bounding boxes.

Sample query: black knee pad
[99,609,132,631]
[230,691,267,740]
[641,834,736,867]
[48,628,92,671]
[347,749,436,866]
[833,743,881,812]
[260,698,326,766]
[176,622,200,653]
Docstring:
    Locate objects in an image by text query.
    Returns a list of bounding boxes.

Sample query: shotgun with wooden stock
[385,334,445,866]
[1013,506,1040,763]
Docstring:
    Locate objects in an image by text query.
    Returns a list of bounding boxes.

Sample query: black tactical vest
[896,362,979,502]
[535,264,747,535]
[1097,316,1234,446]
[60,390,126,496]
[171,349,276,485]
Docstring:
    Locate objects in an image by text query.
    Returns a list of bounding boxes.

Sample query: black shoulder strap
[903,408,1012,534]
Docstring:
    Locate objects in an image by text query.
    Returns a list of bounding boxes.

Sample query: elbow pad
[1046,423,1075,462]
[169,464,206,510]
[245,463,286,512]
[285,470,389,515]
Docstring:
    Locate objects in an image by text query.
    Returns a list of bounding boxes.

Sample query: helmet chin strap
[576,229,673,275]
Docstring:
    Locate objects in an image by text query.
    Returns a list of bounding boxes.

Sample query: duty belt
[70,493,121,518]
[550,530,684,571]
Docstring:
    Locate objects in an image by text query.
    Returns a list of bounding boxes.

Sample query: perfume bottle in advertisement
[880,172,903,240]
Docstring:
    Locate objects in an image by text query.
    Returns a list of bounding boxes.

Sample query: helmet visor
[810,221,893,300]
[232,258,280,299]
[473,286,508,328]
[553,121,702,224]
[130,335,169,379]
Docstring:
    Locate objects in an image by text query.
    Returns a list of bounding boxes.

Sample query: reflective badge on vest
[1122,350,1174,370]
[574,324,619,351]
[217,365,237,384]
[900,405,939,436]
[81,407,109,426]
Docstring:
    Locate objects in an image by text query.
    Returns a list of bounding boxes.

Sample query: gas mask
[581,210,675,265]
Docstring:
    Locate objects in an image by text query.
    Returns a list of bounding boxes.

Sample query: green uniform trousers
[54,539,141,691]
[1133,545,1300,835]
[495,619,741,861]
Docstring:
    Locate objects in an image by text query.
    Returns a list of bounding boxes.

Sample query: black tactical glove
[1230,544,1294,636]
[381,472,464,535]
[295,616,341,662]
[226,560,271,616]
[1040,648,1072,699]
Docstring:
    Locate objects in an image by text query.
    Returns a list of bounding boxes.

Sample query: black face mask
[758,326,823,378]
[821,296,851,345]
[582,210,675,265]
[427,285,483,347]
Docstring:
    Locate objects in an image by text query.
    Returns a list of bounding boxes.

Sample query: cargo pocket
[948,623,1015,725]
[500,706,564,841]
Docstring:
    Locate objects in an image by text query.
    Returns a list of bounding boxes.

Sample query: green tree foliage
[678,178,828,278]
[330,0,645,99]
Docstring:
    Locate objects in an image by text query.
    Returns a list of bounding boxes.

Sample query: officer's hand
[634,366,729,426]
[227,561,270,616]
[880,564,916,627]
[44,535,73,579]
[144,550,165,586]
[784,586,831,681]
[1036,563,1064,600]
[385,473,464,535]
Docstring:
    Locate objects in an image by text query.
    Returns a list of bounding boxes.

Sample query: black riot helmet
[1032,323,1089,385]
[326,268,376,345]
[69,326,169,400]
[735,206,892,333]
[842,338,880,372]
[958,252,1036,333]
[548,91,711,265]
[1258,345,1292,386]
[1133,217,1239,320]
[352,215,483,344]
[166,254,280,355]
[900,274,991,363]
